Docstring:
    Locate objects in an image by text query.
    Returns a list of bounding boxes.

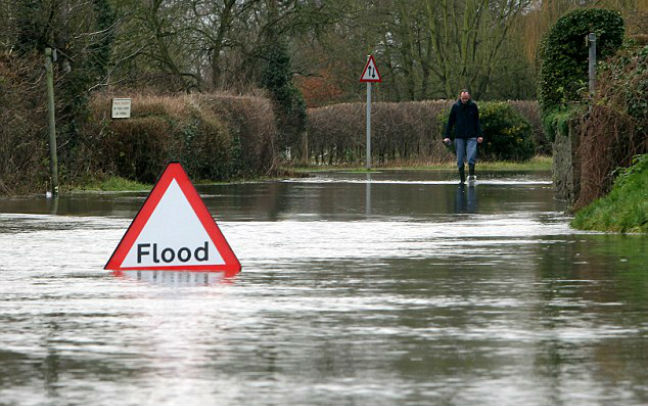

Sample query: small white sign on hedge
[112,98,131,119]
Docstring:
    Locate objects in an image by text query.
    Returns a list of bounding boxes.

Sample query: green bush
[203,94,278,176]
[509,100,550,154]
[599,45,648,132]
[539,8,624,112]
[261,41,306,157]
[477,102,535,161]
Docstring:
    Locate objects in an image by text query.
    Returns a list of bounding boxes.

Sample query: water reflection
[366,172,372,216]
[454,184,477,213]
[114,270,226,285]
[47,196,59,215]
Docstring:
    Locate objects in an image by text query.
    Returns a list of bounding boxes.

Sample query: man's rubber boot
[468,164,476,183]
[459,166,465,184]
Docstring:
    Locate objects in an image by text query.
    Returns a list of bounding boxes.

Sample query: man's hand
[443,138,451,145]
[477,137,484,144]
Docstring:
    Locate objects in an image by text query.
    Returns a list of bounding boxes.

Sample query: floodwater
[1,170,647,406]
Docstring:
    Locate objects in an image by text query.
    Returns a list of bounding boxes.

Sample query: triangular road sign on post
[105,162,241,277]
[360,55,382,83]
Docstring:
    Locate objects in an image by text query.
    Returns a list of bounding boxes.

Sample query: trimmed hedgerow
[82,93,277,183]
[307,100,543,165]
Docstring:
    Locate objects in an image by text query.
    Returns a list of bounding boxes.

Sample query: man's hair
[459,89,470,95]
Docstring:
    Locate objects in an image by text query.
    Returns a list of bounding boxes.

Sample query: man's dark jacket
[443,100,482,140]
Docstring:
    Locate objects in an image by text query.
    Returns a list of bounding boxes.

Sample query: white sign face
[112,98,131,119]
[105,162,241,276]
[121,179,225,268]
[360,55,382,82]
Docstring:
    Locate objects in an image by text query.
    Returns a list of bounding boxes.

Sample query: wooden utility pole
[45,48,59,196]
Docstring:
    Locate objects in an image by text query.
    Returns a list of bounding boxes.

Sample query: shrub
[475,102,535,161]
[509,100,549,154]
[574,45,648,208]
[104,116,176,183]
[83,93,277,183]
[307,103,365,164]
[261,41,306,157]
[539,8,624,113]
[201,94,278,176]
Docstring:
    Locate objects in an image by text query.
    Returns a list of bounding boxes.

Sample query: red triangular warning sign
[105,162,241,277]
[360,55,382,83]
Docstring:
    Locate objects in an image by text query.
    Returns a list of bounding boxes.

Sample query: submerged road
[1,170,647,406]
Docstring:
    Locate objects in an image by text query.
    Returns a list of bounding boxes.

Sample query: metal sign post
[360,55,382,170]
[588,33,597,96]
[366,81,372,169]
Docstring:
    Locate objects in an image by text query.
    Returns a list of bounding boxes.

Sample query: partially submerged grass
[289,155,552,173]
[571,154,648,233]
[64,156,551,192]
[69,176,151,192]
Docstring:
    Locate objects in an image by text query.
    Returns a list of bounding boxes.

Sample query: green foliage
[178,111,233,181]
[540,104,584,143]
[261,41,306,154]
[478,102,535,161]
[598,44,648,133]
[573,44,648,208]
[539,8,624,112]
[72,176,150,192]
[572,154,648,233]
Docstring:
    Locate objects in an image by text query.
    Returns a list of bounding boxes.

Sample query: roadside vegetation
[571,154,648,233]
[67,176,151,192]
[536,8,647,232]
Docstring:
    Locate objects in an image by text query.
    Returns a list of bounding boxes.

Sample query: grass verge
[289,155,552,173]
[68,176,151,192]
[571,154,648,233]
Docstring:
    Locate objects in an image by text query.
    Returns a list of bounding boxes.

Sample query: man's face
[460,92,470,104]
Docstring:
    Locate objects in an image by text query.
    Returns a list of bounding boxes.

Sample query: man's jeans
[454,138,478,168]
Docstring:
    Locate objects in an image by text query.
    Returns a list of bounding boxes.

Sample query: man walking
[443,89,483,184]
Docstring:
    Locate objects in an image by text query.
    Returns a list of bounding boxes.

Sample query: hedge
[307,100,543,165]
[78,93,278,184]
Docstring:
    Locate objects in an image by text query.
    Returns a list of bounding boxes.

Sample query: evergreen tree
[261,40,306,159]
